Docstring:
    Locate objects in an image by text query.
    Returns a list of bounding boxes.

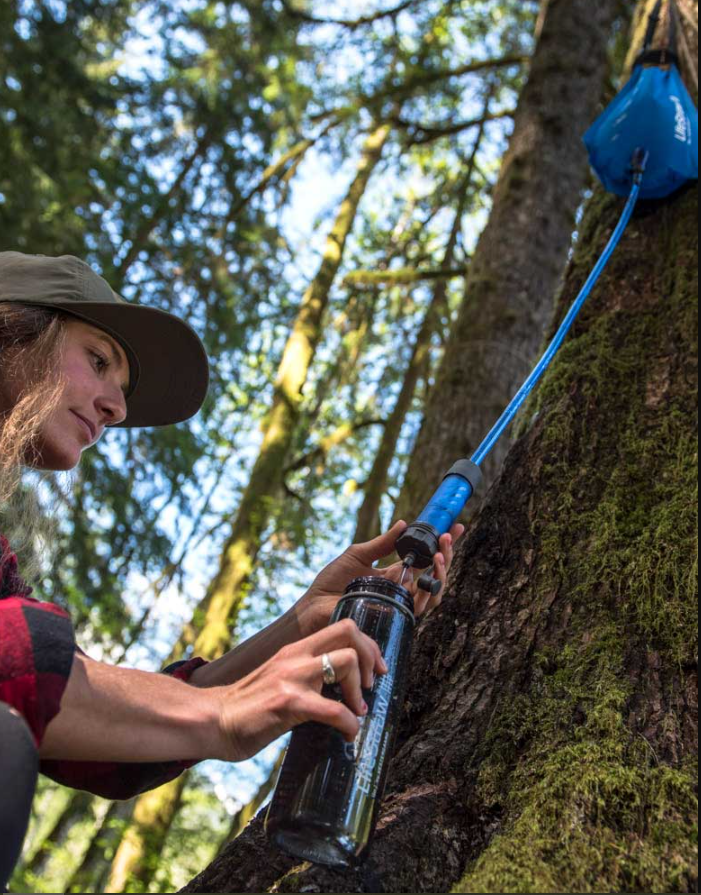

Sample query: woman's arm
[39,651,224,763]
[40,619,386,765]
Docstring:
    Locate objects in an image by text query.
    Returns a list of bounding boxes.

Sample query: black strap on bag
[636,0,680,67]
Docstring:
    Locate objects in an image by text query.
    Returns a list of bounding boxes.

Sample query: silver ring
[321,653,337,686]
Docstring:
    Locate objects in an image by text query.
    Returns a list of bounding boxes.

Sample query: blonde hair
[0,304,67,568]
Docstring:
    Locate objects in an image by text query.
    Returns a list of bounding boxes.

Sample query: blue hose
[471,180,641,466]
[397,164,646,567]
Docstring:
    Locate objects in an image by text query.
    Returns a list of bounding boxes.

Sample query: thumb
[350,520,408,564]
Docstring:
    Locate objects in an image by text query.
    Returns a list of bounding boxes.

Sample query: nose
[97,383,128,428]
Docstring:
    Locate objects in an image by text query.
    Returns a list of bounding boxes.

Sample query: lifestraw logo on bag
[670,95,691,144]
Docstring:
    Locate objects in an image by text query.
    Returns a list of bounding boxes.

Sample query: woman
[0,251,462,888]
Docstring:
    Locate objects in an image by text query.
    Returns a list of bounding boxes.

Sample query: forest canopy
[2,0,697,893]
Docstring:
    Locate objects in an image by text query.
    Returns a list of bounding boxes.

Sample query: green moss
[454,189,698,893]
[531,304,697,666]
[456,745,697,893]
[455,624,697,893]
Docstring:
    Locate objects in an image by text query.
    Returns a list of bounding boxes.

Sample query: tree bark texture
[101,123,392,894]
[393,0,621,528]
[180,100,698,895]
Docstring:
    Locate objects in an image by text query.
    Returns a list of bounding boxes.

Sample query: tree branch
[308,53,526,128]
[281,0,417,29]
[286,418,386,475]
[343,267,468,288]
[228,116,340,221]
[114,128,213,282]
[394,108,516,145]
[380,53,528,101]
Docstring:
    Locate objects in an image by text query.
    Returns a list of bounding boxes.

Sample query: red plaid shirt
[0,535,207,799]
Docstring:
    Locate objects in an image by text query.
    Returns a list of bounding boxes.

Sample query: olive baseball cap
[0,251,209,428]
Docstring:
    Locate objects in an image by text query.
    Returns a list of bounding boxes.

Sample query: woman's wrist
[289,592,316,638]
[187,607,304,688]
[293,591,335,638]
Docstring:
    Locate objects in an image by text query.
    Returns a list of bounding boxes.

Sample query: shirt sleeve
[0,596,76,747]
[39,657,209,801]
[1,535,212,802]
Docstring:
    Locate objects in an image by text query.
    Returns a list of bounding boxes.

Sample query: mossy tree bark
[342,266,468,288]
[181,154,699,895]
[180,6,698,894]
[101,122,393,895]
[393,0,622,527]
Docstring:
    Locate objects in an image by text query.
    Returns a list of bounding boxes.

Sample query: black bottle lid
[342,576,416,625]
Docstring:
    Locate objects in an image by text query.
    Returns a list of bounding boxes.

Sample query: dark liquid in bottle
[266,577,414,868]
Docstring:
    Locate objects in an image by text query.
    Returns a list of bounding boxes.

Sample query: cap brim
[47,302,209,428]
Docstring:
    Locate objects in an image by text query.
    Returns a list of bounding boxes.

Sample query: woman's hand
[190,520,465,691]
[215,619,387,761]
[40,623,385,765]
[294,520,466,637]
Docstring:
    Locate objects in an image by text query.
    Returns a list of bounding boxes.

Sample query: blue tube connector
[395,460,482,568]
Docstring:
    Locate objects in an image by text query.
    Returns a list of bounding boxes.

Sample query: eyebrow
[95,333,130,395]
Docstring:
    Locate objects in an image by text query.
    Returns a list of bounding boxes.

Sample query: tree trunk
[393,0,622,528]
[353,99,491,542]
[182,160,699,895]
[180,5,698,893]
[20,789,93,881]
[103,777,188,893]
[63,800,134,894]
[216,751,285,857]
[102,121,392,894]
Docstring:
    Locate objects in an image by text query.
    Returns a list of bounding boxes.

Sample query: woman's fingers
[429,525,464,605]
[300,691,361,743]
[313,647,366,717]
[301,618,386,687]
[442,532,453,569]
[346,520,408,566]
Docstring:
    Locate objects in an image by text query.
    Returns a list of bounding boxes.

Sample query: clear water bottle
[265,576,415,868]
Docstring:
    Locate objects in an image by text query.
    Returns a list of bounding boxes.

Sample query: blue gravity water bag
[584,62,698,200]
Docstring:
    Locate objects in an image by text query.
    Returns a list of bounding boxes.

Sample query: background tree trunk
[353,107,489,542]
[64,800,134,894]
[22,790,93,881]
[393,0,621,527]
[181,5,698,892]
[103,777,188,892]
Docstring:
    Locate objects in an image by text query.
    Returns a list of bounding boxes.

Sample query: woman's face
[32,320,130,471]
